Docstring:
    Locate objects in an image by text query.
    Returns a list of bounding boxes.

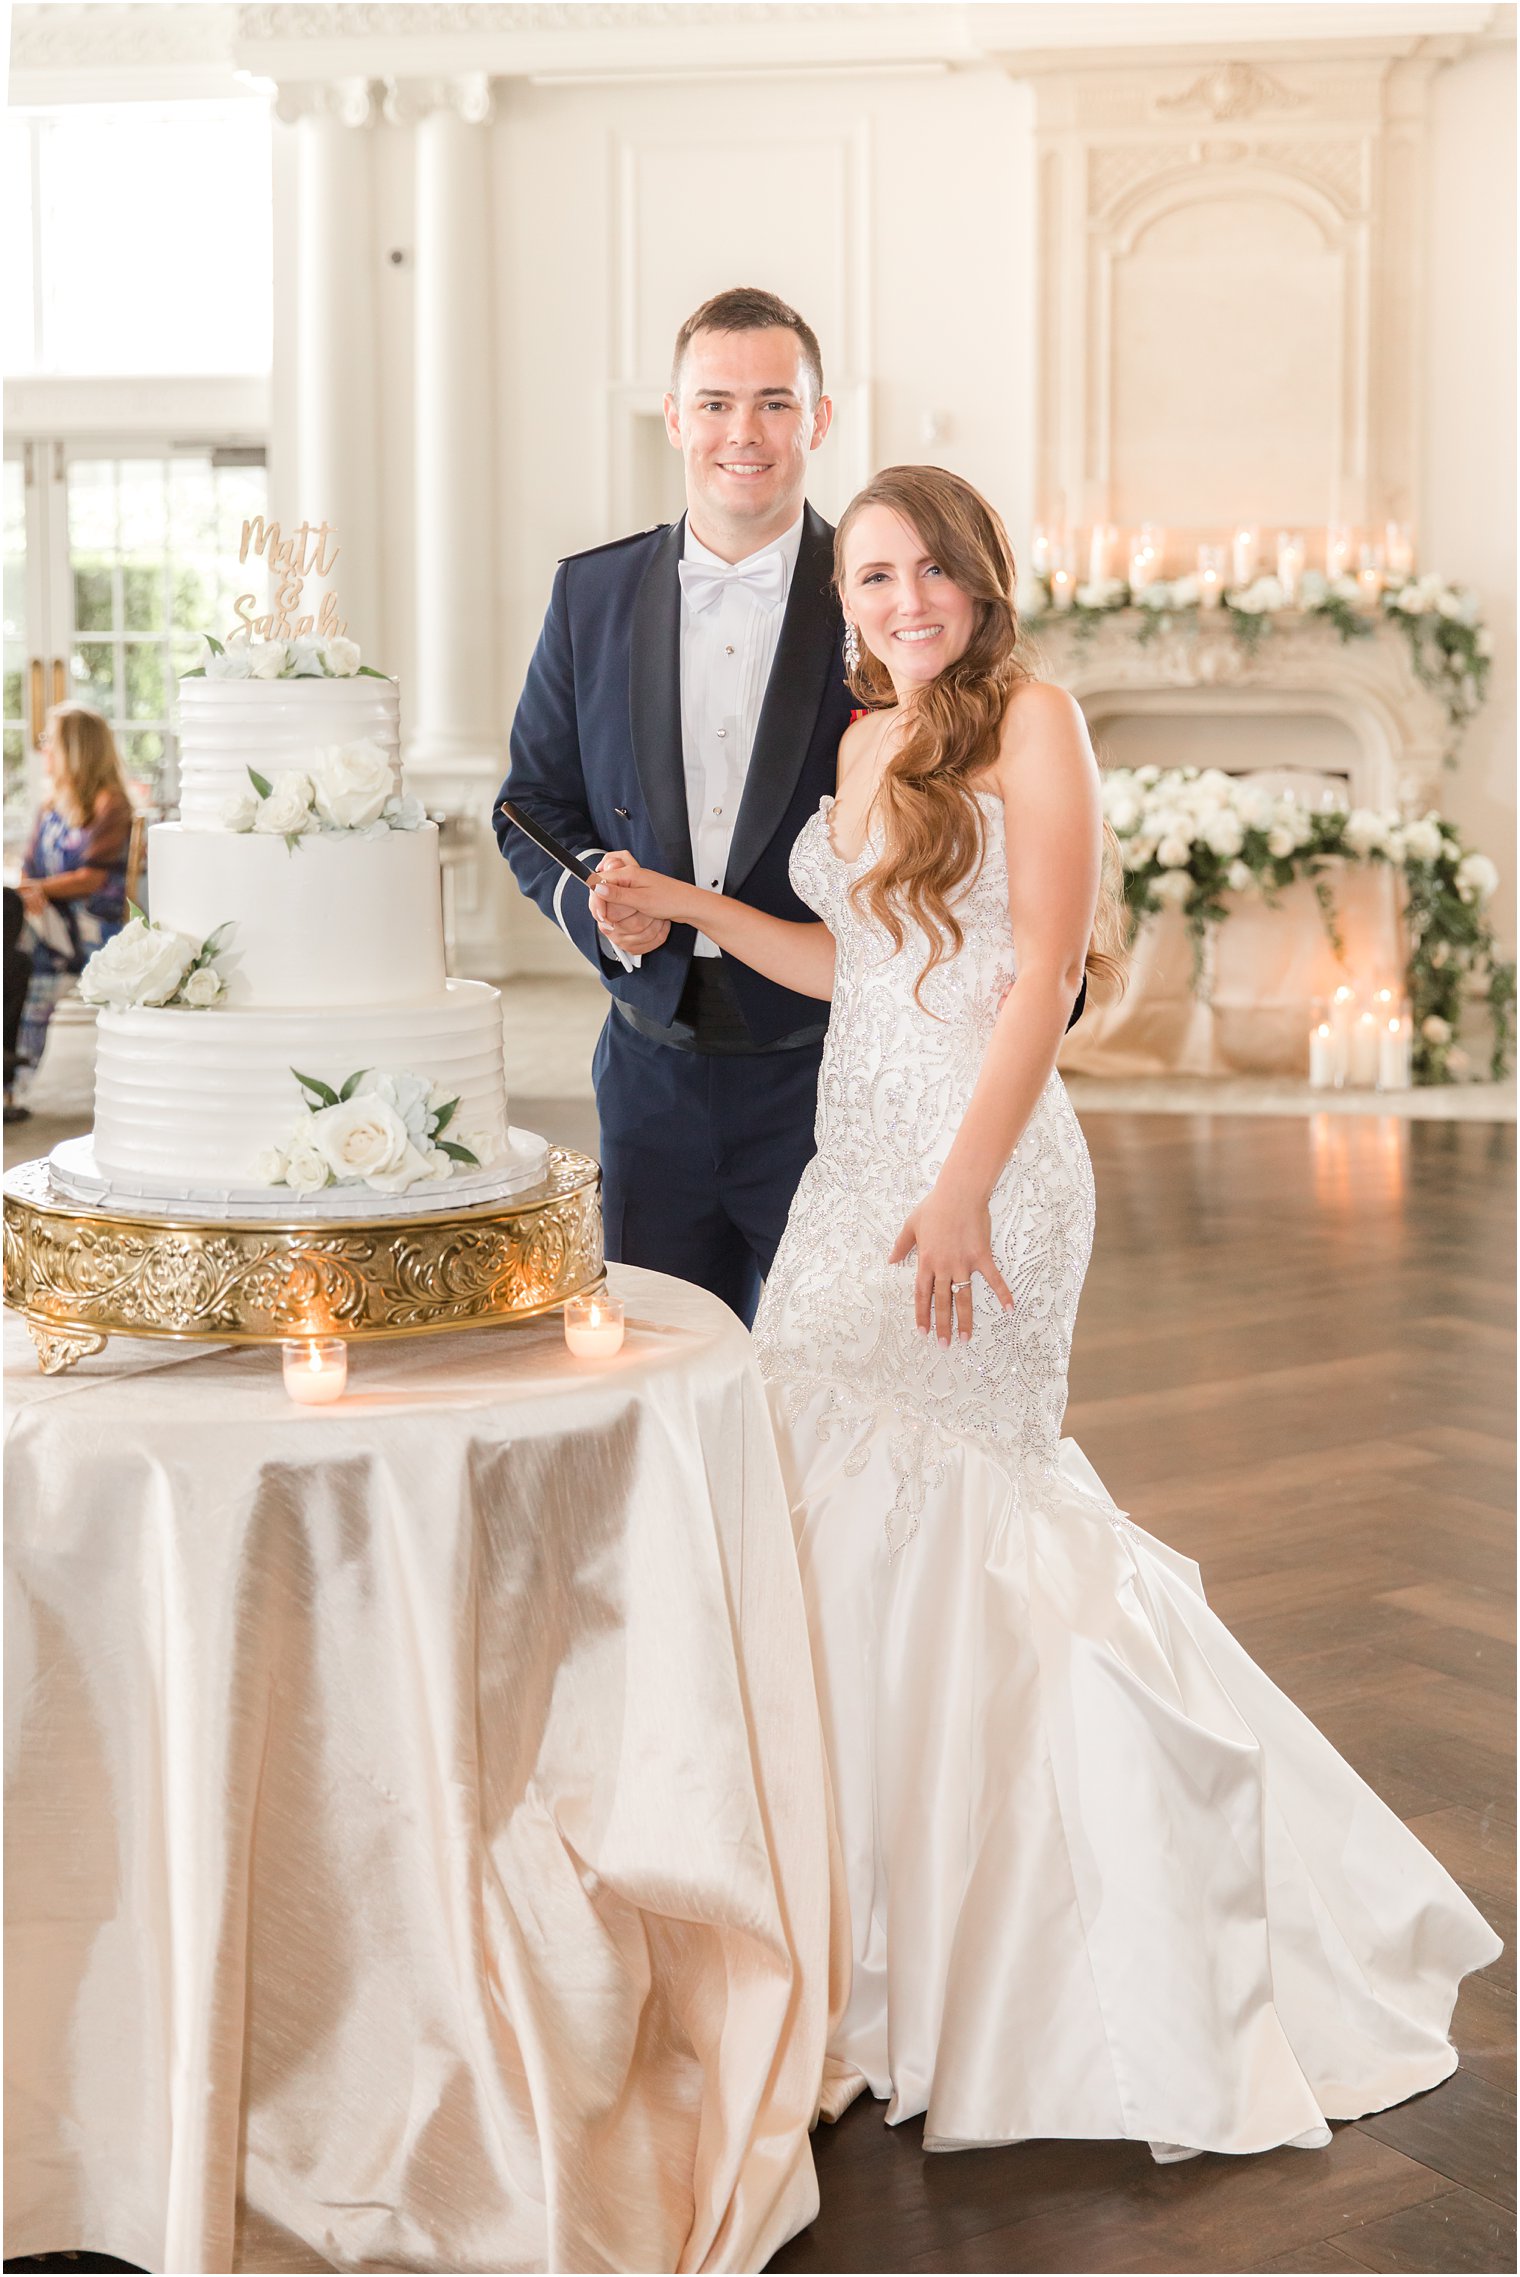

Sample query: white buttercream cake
[55,639,547,1219]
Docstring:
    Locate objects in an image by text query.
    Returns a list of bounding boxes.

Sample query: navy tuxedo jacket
[496,503,855,1046]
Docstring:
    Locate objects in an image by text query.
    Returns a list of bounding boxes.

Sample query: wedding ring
[949,1279,972,1292]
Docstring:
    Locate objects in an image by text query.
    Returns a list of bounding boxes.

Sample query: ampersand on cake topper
[230,517,347,643]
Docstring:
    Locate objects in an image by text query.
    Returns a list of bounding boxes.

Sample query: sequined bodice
[753,789,1096,1551]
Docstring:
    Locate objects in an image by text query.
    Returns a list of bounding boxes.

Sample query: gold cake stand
[2,1149,603,1372]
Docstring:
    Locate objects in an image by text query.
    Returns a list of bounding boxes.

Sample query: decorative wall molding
[1154,60,1311,119]
[273,76,386,125]
[381,71,496,124]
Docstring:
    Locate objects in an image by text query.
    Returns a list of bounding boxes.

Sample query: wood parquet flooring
[768,1111,1515,2277]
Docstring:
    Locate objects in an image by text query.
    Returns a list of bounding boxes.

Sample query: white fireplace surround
[1030,613,1452,816]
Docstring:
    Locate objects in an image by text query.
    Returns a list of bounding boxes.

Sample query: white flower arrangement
[79,907,233,1011]
[221,747,426,848]
[1100,764,1515,1085]
[258,1068,488,1196]
[1028,565,1491,748]
[184,633,387,683]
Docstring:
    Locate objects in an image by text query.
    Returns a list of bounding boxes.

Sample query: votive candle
[1308,1021,1338,1090]
[1377,1015,1413,1091]
[1325,523,1355,579]
[1349,1009,1381,1089]
[564,1292,625,1358]
[1049,566,1075,610]
[1384,522,1415,580]
[282,1337,347,1404]
[1030,524,1054,578]
[1231,524,1260,587]
[1196,543,1225,609]
[1276,530,1306,604]
[1356,542,1385,604]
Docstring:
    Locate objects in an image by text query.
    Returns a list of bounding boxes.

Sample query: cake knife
[496,798,600,884]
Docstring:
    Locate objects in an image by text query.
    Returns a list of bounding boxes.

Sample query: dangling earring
[843,619,860,672]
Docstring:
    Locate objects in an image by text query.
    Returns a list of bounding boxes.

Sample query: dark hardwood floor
[769,1109,1515,2276]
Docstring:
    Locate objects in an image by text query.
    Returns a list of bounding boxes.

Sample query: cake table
[4,1266,844,2274]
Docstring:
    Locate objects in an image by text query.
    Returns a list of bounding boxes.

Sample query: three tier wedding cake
[51,626,546,1220]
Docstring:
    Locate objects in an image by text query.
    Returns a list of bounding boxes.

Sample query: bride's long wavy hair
[834,465,1127,1007]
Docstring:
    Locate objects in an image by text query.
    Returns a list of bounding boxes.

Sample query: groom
[496,287,854,1325]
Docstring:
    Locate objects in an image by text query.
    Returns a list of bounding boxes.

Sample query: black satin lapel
[628,518,694,882]
[723,502,841,896]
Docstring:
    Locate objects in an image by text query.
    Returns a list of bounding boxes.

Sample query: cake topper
[230,518,348,643]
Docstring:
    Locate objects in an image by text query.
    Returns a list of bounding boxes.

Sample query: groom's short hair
[672,287,824,401]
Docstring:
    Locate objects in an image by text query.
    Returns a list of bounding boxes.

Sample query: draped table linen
[5,1266,847,2275]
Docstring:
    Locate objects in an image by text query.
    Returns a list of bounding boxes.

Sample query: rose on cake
[79,912,234,1010]
[261,1064,485,1195]
[311,740,393,831]
[79,918,198,1008]
[252,770,317,839]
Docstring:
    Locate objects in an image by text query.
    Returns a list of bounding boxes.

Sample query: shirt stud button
[712,805,722,816]
[716,728,727,738]
[725,645,735,656]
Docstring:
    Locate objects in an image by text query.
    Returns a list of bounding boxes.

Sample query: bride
[590,464,1500,2161]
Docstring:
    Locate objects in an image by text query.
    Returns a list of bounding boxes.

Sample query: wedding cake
[52,631,546,1220]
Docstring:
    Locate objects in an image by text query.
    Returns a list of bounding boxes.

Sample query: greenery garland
[1102,767,1515,1086]
[1030,568,1492,757]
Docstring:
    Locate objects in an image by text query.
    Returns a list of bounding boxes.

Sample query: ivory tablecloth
[5,1266,847,2275]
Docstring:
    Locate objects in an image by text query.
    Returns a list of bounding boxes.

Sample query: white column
[391,72,499,770]
[275,79,381,650]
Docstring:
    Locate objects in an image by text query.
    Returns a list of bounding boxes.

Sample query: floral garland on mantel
[1102,767,1516,1085]
[1027,569,1492,756]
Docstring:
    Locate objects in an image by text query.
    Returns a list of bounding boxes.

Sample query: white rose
[455,1129,492,1166]
[1122,836,1155,872]
[322,636,362,677]
[206,641,253,680]
[180,965,224,1008]
[363,1140,436,1196]
[310,1093,411,1183]
[1400,817,1444,864]
[1236,786,1276,833]
[252,771,316,836]
[1456,853,1499,901]
[1392,586,1426,615]
[1330,574,1360,602]
[1227,860,1255,894]
[221,791,259,832]
[1266,826,1297,859]
[1153,871,1192,908]
[1421,1014,1451,1044]
[79,918,196,1009]
[310,739,393,831]
[1156,834,1193,869]
[1136,766,1160,788]
[254,1146,288,1185]
[286,638,327,677]
[283,1140,331,1194]
[1104,791,1142,834]
[247,641,288,681]
[1342,809,1391,858]
[1201,811,1244,859]
[384,794,427,833]
[1298,570,1328,608]
[420,1146,457,1182]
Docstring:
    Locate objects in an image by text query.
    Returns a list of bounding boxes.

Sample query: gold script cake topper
[230,518,348,643]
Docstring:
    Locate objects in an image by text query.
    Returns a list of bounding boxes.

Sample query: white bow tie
[678,552,787,616]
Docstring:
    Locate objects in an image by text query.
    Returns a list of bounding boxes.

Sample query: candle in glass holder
[1325,523,1355,579]
[1356,542,1385,605]
[1384,522,1415,581]
[1377,1009,1413,1091]
[282,1336,347,1404]
[1349,1008,1380,1088]
[1127,523,1163,592]
[1276,530,1306,604]
[564,1291,625,1358]
[1049,565,1075,610]
[1030,523,1054,578]
[1196,543,1225,609]
[1231,525,1259,588]
[1308,1020,1338,1090]
[1087,523,1118,583]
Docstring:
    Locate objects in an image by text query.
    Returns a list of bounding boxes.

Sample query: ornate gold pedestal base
[3,1150,603,1368]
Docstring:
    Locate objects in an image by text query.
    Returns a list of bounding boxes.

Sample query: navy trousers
[593,1006,825,1328]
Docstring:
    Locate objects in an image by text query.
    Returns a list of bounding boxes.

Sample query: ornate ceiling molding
[381,70,496,124]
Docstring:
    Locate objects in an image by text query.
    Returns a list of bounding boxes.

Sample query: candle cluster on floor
[1309,985,1413,1093]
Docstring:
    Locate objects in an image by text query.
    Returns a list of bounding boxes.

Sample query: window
[4,100,272,377]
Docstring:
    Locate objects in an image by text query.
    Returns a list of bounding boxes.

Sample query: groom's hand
[590,852,670,956]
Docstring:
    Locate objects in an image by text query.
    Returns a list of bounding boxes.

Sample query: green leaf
[283,833,306,854]
[291,1068,339,1108]
[437,1139,480,1167]
[356,664,390,678]
[201,921,234,956]
[247,766,273,799]
[205,634,225,655]
[180,666,206,679]
[431,1095,459,1135]
[338,1068,369,1101]
[127,898,147,927]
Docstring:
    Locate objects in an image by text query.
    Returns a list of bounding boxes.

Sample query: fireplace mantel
[1030,611,1451,815]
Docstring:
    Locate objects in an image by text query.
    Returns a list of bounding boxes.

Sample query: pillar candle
[1231,525,1259,587]
[1308,1022,1338,1089]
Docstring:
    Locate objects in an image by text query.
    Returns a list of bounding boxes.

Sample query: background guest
[13,702,133,1080]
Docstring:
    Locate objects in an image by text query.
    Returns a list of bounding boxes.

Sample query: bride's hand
[889,1186,1014,1348]
[591,851,697,930]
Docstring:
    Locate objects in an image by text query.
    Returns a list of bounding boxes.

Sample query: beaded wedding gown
[752,786,1500,2160]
